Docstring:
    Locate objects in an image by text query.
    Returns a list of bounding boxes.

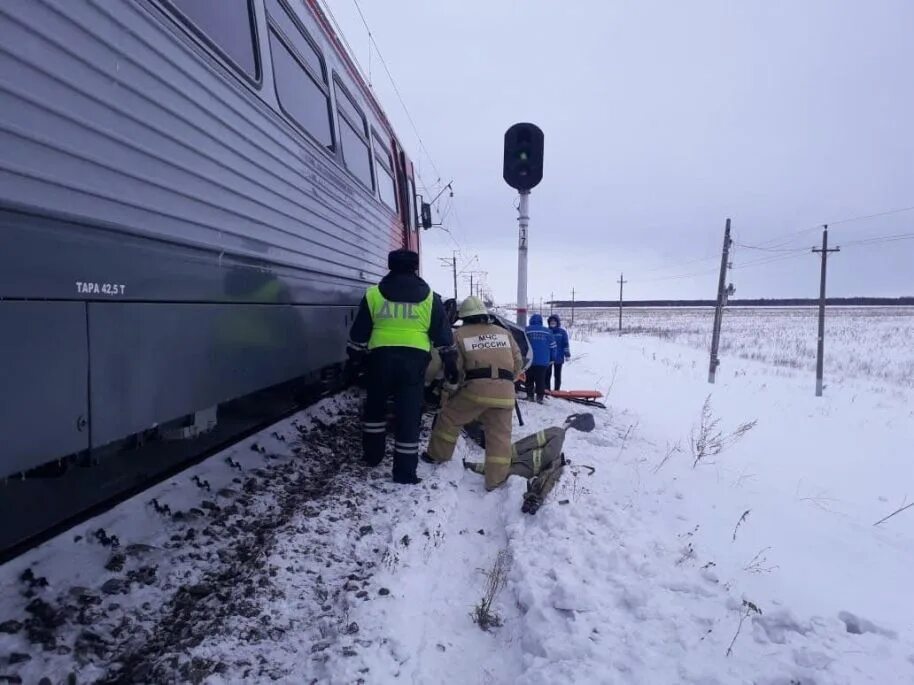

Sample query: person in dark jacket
[524,313,555,403]
[347,249,456,484]
[545,314,570,391]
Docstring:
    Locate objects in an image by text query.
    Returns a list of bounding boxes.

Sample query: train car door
[394,144,420,253]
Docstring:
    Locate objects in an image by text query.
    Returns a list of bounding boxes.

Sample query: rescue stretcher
[516,372,607,409]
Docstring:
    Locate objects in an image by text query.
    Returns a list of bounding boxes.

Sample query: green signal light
[519,151,528,161]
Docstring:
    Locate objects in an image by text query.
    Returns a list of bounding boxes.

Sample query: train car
[0,0,423,556]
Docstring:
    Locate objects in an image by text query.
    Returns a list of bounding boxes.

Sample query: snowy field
[2,312,913,683]
[557,306,914,390]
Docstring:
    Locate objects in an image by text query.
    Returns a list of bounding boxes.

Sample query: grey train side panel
[0,0,402,473]
[0,210,360,304]
[0,0,395,294]
[87,301,348,448]
[0,302,89,475]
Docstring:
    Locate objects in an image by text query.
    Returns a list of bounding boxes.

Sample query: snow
[2,315,913,684]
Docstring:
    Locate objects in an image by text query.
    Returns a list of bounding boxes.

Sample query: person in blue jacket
[524,314,556,402]
[546,314,570,391]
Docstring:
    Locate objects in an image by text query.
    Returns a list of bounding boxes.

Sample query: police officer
[347,249,456,484]
[423,296,525,490]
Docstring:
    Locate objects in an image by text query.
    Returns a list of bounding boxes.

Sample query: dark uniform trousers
[545,362,563,391]
[526,365,548,400]
[362,347,430,479]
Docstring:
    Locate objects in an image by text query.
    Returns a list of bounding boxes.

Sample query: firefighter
[423,296,525,490]
[462,412,595,479]
[346,249,456,485]
[464,413,595,514]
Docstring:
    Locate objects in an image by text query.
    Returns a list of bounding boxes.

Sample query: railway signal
[503,123,544,192]
[503,122,544,326]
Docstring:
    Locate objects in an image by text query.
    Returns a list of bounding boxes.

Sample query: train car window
[373,133,397,211]
[373,136,394,172]
[164,0,259,79]
[407,177,418,231]
[335,88,365,135]
[264,0,323,78]
[266,0,333,148]
[334,79,373,190]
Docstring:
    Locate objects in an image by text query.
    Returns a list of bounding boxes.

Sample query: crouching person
[463,413,595,479]
[464,413,595,512]
[423,296,525,490]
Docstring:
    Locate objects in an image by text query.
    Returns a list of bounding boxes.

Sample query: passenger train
[0,0,424,556]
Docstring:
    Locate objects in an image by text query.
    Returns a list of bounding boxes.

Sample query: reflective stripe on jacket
[366,285,433,351]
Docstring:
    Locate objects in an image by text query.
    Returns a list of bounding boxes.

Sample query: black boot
[393,472,422,485]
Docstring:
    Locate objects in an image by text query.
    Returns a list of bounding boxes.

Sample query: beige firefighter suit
[465,427,565,480]
[427,322,524,490]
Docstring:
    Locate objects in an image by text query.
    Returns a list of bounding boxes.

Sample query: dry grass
[690,395,757,468]
[472,549,513,632]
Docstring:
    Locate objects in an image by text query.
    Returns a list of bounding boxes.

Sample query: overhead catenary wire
[350,0,443,187]
[318,0,443,199]
[347,0,481,259]
[320,0,482,283]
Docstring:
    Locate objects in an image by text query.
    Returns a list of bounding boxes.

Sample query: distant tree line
[549,297,914,308]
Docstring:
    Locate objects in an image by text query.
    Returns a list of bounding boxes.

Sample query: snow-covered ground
[565,305,914,389]
[2,322,913,684]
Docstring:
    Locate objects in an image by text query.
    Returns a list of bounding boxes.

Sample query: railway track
[0,378,343,565]
[0,392,409,683]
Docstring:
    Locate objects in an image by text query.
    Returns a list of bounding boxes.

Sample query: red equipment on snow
[516,372,606,409]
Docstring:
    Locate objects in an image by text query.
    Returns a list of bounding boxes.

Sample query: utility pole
[571,288,576,326]
[516,190,530,326]
[812,225,840,397]
[708,219,732,383]
[438,251,458,300]
[617,272,627,335]
[550,292,554,316]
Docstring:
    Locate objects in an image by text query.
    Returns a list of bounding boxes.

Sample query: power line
[827,205,914,227]
[641,264,721,283]
[743,204,914,251]
[350,0,443,186]
[320,0,476,261]
[642,246,810,283]
[316,1,370,94]
[841,231,914,247]
[641,252,721,274]
[733,241,809,253]
[318,0,443,199]
[648,204,914,278]
[732,251,810,270]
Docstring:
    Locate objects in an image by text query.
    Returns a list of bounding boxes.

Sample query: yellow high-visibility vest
[366,286,433,351]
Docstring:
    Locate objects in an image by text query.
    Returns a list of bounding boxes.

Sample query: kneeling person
[425,296,525,490]
[464,413,595,513]
[463,413,595,480]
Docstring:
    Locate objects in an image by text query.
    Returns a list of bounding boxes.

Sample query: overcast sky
[325,0,914,303]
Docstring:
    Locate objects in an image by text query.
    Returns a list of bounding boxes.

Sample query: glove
[441,349,459,386]
[344,348,366,385]
[565,353,571,361]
